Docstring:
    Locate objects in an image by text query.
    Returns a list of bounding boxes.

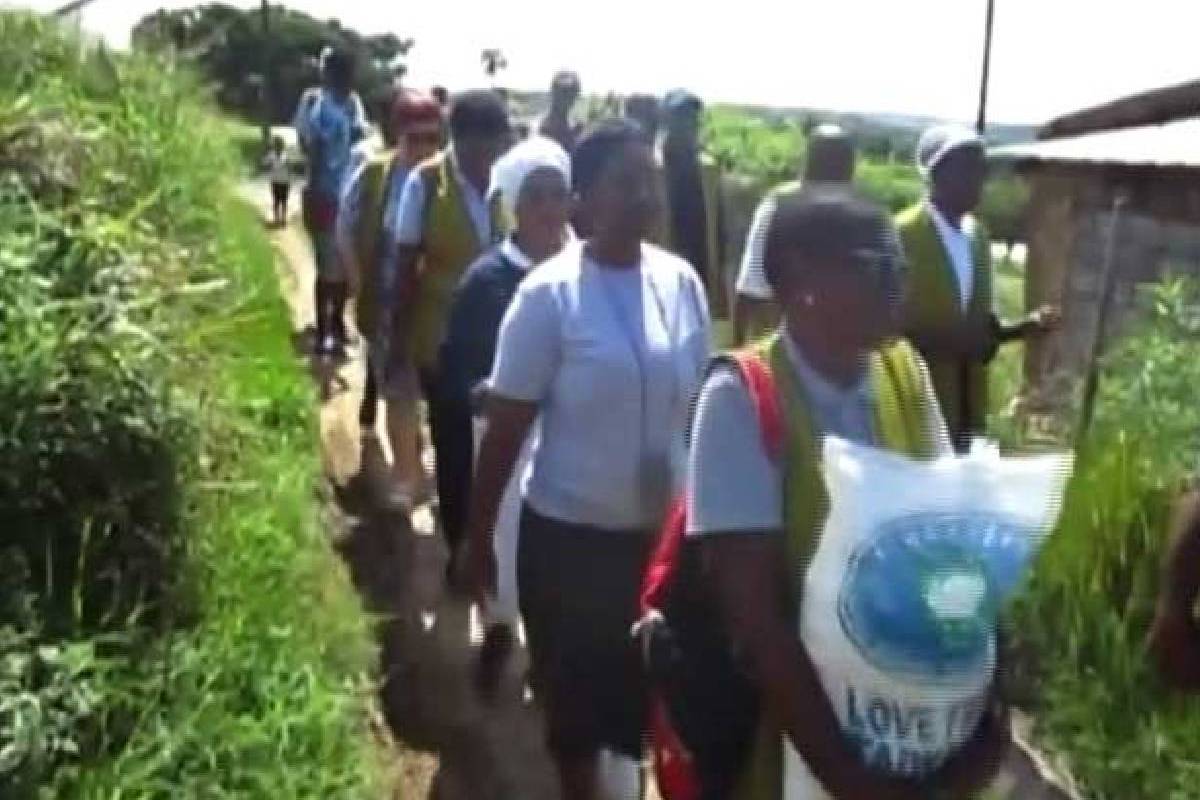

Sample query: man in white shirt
[733,125,857,343]
[897,124,1058,449]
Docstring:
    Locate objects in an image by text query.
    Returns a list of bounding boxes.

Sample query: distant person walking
[336,88,443,508]
[293,46,369,357]
[264,135,292,227]
[537,71,583,152]
[465,119,711,799]
[897,125,1057,451]
[658,89,728,321]
[733,124,860,343]
[441,136,573,698]
[389,90,513,580]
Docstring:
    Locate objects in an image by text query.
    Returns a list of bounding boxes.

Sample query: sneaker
[474,623,515,703]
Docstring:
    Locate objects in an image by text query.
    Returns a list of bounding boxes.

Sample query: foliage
[705,107,1030,232]
[1009,278,1200,798]
[132,3,413,127]
[0,13,380,797]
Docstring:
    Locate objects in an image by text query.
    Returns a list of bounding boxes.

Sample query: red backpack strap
[730,352,784,463]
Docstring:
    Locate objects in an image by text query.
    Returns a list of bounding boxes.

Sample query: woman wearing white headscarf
[440,136,573,698]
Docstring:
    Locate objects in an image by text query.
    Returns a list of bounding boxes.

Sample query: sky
[14,0,1200,125]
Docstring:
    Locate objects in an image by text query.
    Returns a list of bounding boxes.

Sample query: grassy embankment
[1,14,384,798]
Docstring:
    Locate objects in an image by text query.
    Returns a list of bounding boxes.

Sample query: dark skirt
[517,504,653,760]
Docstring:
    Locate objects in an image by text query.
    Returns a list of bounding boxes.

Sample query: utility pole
[260,0,272,149]
[975,0,996,134]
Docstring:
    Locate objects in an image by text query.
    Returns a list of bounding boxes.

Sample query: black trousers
[420,369,473,555]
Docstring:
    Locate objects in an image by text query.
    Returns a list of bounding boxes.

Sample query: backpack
[639,351,785,800]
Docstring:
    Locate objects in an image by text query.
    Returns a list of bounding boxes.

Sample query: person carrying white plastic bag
[785,438,1071,798]
[685,188,1062,800]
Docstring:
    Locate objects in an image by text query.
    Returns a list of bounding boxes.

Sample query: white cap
[489,136,571,221]
[916,124,984,180]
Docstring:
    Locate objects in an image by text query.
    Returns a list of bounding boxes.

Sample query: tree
[481,48,507,82]
[132,5,414,125]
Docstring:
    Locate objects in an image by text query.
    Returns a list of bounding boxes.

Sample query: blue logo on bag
[837,512,1033,682]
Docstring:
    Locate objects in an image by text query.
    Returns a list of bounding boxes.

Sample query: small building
[991,80,1200,405]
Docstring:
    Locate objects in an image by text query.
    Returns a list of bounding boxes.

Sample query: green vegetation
[1007,278,1200,798]
[0,13,380,797]
[133,4,413,125]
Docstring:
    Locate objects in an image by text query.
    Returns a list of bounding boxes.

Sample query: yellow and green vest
[351,151,400,339]
[654,152,726,319]
[896,202,993,447]
[735,332,936,800]
[409,150,507,369]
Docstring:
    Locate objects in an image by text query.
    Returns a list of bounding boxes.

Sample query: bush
[0,13,380,797]
[1010,278,1200,798]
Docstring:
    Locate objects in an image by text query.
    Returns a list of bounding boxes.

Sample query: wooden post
[975,0,996,134]
[1074,193,1129,450]
[260,0,272,150]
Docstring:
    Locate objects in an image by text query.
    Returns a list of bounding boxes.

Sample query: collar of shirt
[925,199,976,310]
[500,237,534,272]
[782,332,875,444]
[449,149,493,244]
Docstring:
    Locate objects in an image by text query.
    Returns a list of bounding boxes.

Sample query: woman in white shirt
[464,119,711,799]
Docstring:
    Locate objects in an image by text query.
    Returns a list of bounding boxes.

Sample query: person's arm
[464,395,538,597]
[1149,491,1200,691]
[387,170,431,360]
[334,163,368,295]
[993,305,1061,345]
[733,195,779,344]
[462,280,561,598]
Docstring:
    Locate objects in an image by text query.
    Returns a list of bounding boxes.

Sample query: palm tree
[480,48,508,82]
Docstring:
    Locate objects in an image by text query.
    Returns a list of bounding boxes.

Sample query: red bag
[641,352,784,800]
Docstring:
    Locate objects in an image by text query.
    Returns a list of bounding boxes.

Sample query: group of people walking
[289,49,1068,800]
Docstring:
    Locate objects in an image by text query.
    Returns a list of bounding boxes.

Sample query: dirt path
[243,180,558,800]
[243,178,1074,800]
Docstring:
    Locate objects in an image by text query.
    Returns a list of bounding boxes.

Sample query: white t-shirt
[735,192,779,301]
[265,152,291,185]
[490,242,712,530]
[927,200,976,311]
[685,336,950,536]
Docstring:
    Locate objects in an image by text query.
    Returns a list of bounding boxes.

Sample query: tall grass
[1009,278,1200,798]
[0,13,381,797]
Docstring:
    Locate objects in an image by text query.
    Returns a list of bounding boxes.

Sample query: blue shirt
[293,88,367,199]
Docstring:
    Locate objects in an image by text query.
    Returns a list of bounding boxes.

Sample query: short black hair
[323,48,355,88]
[571,118,644,197]
[764,187,902,297]
[448,90,511,141]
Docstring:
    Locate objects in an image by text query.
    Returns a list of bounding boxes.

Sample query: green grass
[1006,279,1200,798]
[0,13,382,798]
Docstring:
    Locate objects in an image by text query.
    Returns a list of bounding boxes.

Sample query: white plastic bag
[785,438,1072,799]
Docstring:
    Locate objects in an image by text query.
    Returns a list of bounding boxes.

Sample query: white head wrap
[489,136,571,221]
[915,124,984,180]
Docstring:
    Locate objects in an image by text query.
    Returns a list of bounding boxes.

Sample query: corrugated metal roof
[990,117,1200,169]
